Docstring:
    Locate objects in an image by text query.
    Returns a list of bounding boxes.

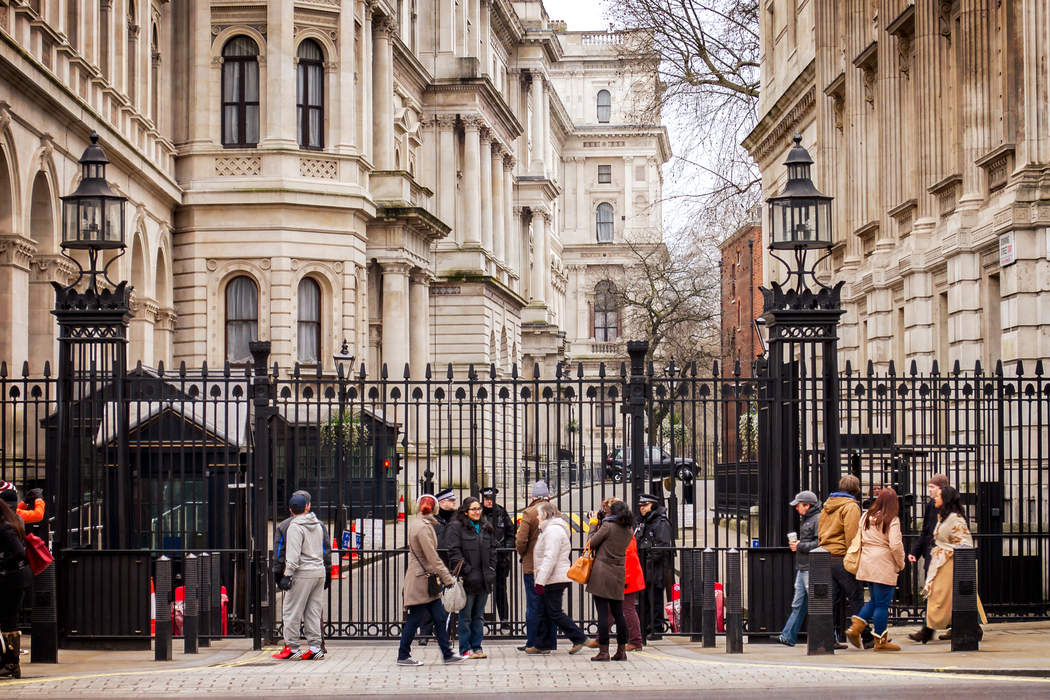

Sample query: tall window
[297,278,321,363]
[594,280,619,342]
[597,164,611,184]
[222,36,260,148]
[225,276,258,363]
[596,202,614,243]
[596,89,611,123]
[296,40,324,150]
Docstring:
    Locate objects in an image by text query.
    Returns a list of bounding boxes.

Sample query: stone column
[529,72,545,174]
[408,270,430,378]
[337,3,357,152]
[530,209,547,306]
[462,117,483,246]
[263,0,295,148]
[948,252,983,366]
[0,236,34,369]
[479,128,494,257]
[542,81,551,175]
[436,115,458,240]
[959,0,992,202]
[372,14,395,170]
[381,262,411,375]
[576,157,587,234]
[479,0,491,74]
[491,142,505,266]
[361,0,374,163]
[623,156,633,230]
[503,155,516,275]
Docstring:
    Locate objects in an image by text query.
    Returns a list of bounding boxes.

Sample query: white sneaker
[397,657,424,666]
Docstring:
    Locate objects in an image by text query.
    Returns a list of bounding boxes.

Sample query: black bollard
[199,553,211,647]
[724,548,743,653]
[806,547,835,655]
[701,547,717,647]
[30,561,58,663]
[183,553,199,654]
[211,552,223,639]
[154,556,173,661]
[680,549,703,642]
[951,544,980,652]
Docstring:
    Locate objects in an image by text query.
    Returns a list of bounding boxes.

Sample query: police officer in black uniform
[481,487,516,632]
[635,492,673,640]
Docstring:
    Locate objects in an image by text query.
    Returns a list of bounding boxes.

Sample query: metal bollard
[806,547,835,655]
[701,547,717,647]
[724,548,743,653]
[154,556,173,661]
[211,552,223,640]
[199,553,212,647]
[183,553,199,654]
[951,544,980,652]
[31,562,58,663]
[680,549,703,642]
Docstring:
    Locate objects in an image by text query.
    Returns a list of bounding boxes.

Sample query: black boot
[908,626,935,644]
[0,631,21,679]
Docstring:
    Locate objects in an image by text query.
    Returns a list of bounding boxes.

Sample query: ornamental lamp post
[765,134,834,293]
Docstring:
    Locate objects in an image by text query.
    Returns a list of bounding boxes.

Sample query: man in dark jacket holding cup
[776,490,820,646]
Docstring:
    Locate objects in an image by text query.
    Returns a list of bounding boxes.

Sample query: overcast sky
[544,0,610,31]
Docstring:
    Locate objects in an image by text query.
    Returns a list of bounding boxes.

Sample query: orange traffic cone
[397,494,406,523]
[330,538,342,580]
[150,577,156,636]
[350,522,360,562]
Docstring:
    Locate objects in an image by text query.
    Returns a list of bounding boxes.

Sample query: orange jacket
[625,536,646,594]
[17,499,44,524]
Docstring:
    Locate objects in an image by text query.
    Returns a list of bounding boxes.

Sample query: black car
[604,446,696,484]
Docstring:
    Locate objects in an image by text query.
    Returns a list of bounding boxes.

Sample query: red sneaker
[300,649,325,660]
[272,645,294,660]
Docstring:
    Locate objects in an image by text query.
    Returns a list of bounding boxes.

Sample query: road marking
[633,648,1050,684]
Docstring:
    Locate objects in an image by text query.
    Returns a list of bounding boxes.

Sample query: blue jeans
[458,591,488,654]
[523,573,553,648]
[779,570,809,645]
[857,581,896,635]
[399,598,454,661]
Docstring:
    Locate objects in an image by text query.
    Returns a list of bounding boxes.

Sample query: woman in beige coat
[397,494,463,666]
[846,487,906,651]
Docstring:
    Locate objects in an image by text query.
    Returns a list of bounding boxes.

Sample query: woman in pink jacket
[846,487,906,651]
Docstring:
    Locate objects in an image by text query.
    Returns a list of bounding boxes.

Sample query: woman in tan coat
[585,499,633,662]
[397,494,464,666]
[846,488,906,651]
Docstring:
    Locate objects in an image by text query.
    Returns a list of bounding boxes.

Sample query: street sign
[999,231,1016,266]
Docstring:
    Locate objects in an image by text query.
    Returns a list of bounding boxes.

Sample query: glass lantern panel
[79,199,102,241]
[104,199,124,243]
[789,202,818,243]
[62,200,78,243]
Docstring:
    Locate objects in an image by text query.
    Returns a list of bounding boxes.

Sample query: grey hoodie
[283,511,327,578]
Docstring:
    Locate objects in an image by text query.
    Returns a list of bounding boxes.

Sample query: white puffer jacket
[533,517,573,586]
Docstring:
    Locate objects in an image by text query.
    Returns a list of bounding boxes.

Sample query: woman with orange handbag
[591,497,645,651]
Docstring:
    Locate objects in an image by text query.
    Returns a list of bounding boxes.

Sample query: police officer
[634,493,673,641]
[481,487,516,632]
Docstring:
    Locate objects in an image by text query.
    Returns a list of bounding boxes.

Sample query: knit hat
[531,481,550,499]
[0,481,17,507]
[436,488,456,502]
[416,493,436,506]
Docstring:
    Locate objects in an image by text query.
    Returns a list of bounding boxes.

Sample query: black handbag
[410,546,443,596]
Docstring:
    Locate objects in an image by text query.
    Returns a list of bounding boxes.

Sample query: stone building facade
[0,0,669,382]
[744,0,1050,372]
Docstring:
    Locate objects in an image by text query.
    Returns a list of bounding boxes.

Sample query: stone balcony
[568,339,627,357]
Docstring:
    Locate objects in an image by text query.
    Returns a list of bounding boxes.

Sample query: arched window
[225,276,258,363]
[596,202,614,243]
[222,36,260,148]
[297,278,321,363]
[296,39,324,150]
[596,89,611,123]
[594,280,619,342]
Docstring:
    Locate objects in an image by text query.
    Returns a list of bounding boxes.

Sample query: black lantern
[61,132,126,251]
[766,134,833,250]
[333,338,355,375]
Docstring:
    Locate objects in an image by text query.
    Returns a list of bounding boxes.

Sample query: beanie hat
[531,481,550,499]
[0,481,17,507]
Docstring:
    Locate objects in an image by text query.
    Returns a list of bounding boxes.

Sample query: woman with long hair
[846,487,906,651]
[911,485,987,643]
[0,499,30,678]
[446,496,496,658]
[585,499,633,661]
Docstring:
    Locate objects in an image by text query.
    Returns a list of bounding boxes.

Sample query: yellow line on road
[633,648,1050,684]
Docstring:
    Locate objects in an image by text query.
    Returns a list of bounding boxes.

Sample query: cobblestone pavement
[3,638,1050,699]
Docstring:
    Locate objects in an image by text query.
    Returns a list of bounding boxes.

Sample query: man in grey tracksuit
[274,491,327,660]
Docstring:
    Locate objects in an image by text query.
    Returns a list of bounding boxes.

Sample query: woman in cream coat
[532,502,593,653]
[846,487,906,651]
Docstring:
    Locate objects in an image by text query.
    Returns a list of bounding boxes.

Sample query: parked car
[604,446,696,484]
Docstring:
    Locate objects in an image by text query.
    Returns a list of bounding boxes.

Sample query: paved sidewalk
[2,623,1049,698]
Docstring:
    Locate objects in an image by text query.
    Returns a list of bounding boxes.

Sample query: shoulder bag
[409,545,444,598]
[440,560,467,613]
[843,514,865,575]
[567,547,594,584]
[24,533,53,576]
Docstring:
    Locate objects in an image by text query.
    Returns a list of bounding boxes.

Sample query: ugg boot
[908,626,934,644]
[611,643,627,661]
[0,631,21,679]
[873,631,900,652]
[845,616,868,649]
[590,644,610,662]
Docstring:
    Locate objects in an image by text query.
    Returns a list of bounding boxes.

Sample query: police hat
[638,493,660,505]
[480,488,498,498]
[436,488,456,502]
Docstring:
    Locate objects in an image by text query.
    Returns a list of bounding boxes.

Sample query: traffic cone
[350,522,360,562]
[150,577,156,636]
[330,538,342,580]
[397,494,406,523]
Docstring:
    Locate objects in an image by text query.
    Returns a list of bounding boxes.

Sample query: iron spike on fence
[931,359,940,375]
[995,359,1004,377]
[43,360,51,377]
[511,362,518,379]
[867,359,875,375]
[316,361,324,378]
[887,360,895,377]
[619,361,627,378]
[425,362,432,379]
[447,362,454,380]
[533,362,540,379]
[0,361,7,378]
[910,358,919,376]
[490,363,496,379]
[358,361,367,379]
[381,362,388,379]
[136,359,142,372]
[974,358,983,375]
[179,360,187,377]
[1016,359,1024,377]
[21,360,31,378]
[953,359,962,376]
[293,362,301,378]
[732,359,740,377]
[1036,359,1044,376]
[403,363,410,380]
[844,358,852,375]
[223,359,231,377]
[598,361,606,378]
[712,359,719,377]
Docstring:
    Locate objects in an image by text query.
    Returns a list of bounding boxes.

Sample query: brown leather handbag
[567,548,594,584]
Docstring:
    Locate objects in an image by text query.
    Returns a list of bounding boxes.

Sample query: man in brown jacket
[818,474,872,648]
[515,481,551,653]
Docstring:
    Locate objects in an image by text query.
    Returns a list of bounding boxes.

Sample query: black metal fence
[1,349,1047,643]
